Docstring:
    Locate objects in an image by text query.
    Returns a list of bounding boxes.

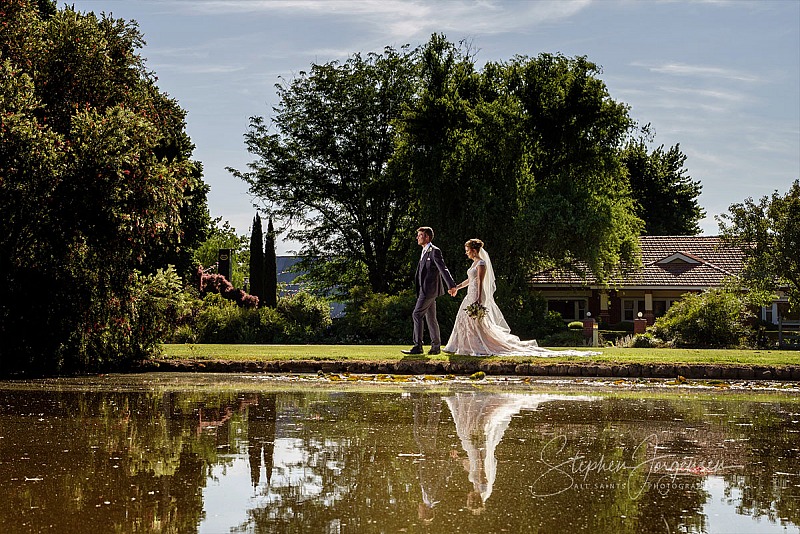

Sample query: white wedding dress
[444,249,599,357]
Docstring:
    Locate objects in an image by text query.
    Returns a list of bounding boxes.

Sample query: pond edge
[134,359,800,380]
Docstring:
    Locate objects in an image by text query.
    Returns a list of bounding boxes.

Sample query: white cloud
[634,61,759,82]
[178,0,592,40]
[659,85,747,104]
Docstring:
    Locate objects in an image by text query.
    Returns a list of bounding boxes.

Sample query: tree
[622,138,704,235]
[718,180,800,313]
[0,3,208,374]
[249,213,265,305]
[229,45,418,294]
[401,36,642,289]
[264,216,278,308]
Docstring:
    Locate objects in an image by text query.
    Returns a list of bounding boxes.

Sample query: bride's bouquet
[464,302,487,321]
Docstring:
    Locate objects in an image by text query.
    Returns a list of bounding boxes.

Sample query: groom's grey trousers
[412,294,441,350]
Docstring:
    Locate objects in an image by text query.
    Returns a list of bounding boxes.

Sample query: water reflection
[0,375,797,533]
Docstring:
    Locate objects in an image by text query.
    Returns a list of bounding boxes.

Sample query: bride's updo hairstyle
[465,238,484,251]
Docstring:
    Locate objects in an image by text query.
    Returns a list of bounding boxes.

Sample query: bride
[444,239,599,357]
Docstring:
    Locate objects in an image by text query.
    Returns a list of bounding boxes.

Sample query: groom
[403,227,457,355]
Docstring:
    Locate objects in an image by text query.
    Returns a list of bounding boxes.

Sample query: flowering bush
[195,265,258,308]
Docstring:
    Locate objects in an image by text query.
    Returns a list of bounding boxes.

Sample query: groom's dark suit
[413,244,456,352]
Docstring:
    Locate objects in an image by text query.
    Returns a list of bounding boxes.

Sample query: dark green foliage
[718,180,800,314]
[630,332,660,348]
[230,45,418,294]
[0,3,210,375]
[276,291,332,335]
[622,139,704,235]
[540,330,584,347]
[335,287,418,343]
[249,213,265,306]
[651,289,755,348]
[404,37,643,292]
[264,217,278,308]
[112,266,195,362]
[188,291,331,344]
[492,286,566,340]
[195,295,265,344]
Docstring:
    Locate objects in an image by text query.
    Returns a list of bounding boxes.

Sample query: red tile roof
[529,236,744,289]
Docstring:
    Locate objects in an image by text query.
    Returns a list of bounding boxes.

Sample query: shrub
[540,330,584,347]
[180,290,333,344]
[258,306,291,343]
[494,288,565,340]
[612,321,635,332]
[125,266,198,349]
[630,332,662,348]
[277,291,332,337]
[195,296,259,343]
[651,289,754,348]
[335,287,417,343]
[171,324,198,343]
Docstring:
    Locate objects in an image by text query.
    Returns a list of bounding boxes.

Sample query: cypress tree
[264,216,278,308]
[249,213,265,306]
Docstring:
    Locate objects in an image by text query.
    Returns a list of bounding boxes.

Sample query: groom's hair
[416,226,434,240]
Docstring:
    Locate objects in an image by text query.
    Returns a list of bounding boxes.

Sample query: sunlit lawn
[159,344,800,367]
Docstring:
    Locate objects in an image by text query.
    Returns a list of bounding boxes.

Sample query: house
[529,236,749,326]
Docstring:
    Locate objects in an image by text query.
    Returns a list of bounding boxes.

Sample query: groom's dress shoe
[428,348,441,355]
[401,347,424,355]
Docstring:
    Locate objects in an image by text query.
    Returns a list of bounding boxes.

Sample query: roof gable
[655,252,701,265]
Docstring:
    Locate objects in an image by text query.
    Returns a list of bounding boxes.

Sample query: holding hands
[448,286,458,297]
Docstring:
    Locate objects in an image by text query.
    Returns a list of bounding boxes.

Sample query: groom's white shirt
[420,243,431,259]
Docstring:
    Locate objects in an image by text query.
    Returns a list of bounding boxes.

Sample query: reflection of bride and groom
[403,227,598,357]
[413,392,591,521]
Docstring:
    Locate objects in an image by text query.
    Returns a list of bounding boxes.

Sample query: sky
[69,0,800,254]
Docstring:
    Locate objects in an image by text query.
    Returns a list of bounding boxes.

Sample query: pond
[0,373,798,533]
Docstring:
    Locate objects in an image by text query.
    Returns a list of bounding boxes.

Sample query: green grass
[159,344,800,367]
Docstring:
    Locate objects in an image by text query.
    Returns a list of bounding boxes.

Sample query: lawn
[159,344,800,367]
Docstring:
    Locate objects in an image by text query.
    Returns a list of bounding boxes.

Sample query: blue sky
[70,0,799,253]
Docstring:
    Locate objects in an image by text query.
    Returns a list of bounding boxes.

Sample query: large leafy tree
[230,46,418,294]
[0,2,209,374]
[402,36,642,288]
[622,139,704,235]
[718,180,800,313]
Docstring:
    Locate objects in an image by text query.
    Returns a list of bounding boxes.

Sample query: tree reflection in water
[0,377,797,534]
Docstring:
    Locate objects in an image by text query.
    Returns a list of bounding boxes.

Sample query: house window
[763,305,774,324]
[623,300,646,321]
[653,299,676,318]
[548,300,587,321]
